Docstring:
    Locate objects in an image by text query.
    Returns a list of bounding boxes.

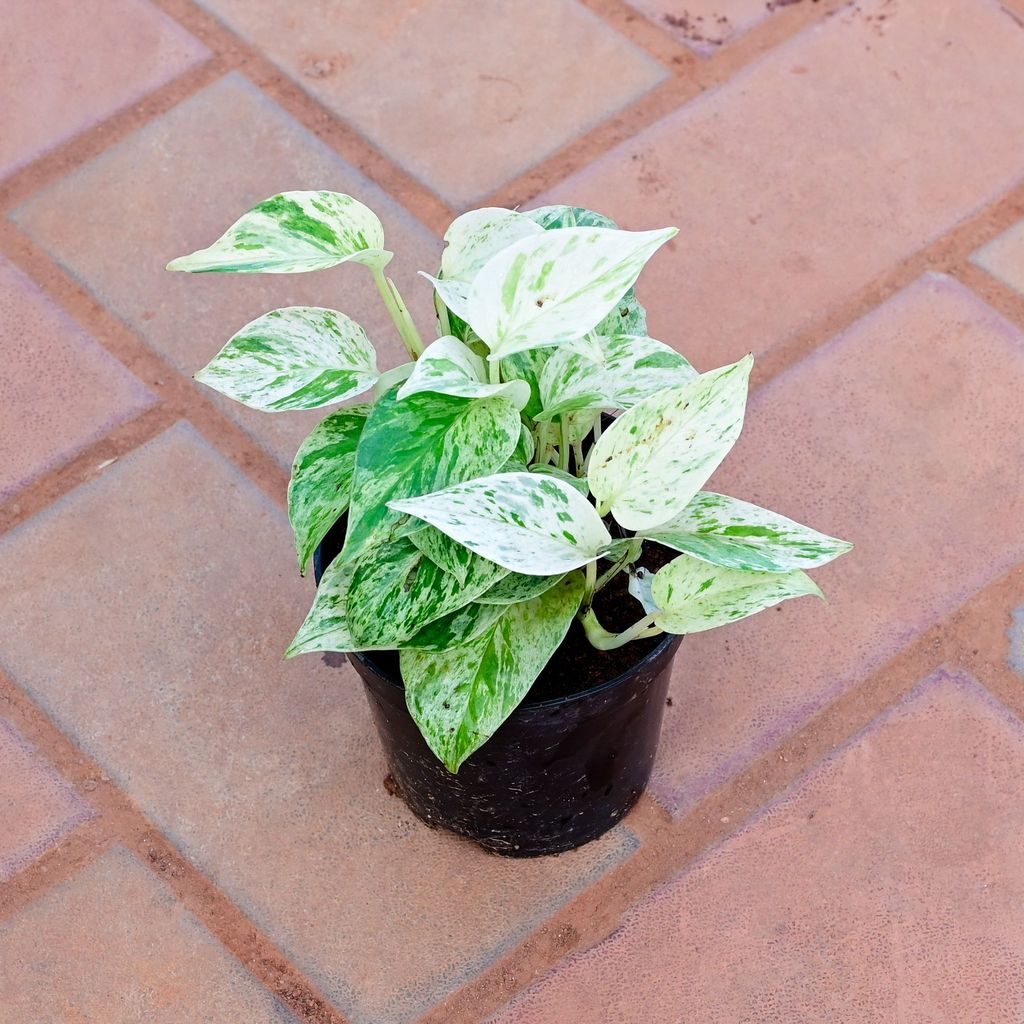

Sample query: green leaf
[477,570,565,605]
[342,388,520,563]
[529,463,589,496]
[194,306,378,411]
[397,335,530,409]
[465,226,677,360]
[523,205,618,230]
[640,492,853,572]
[167,191,390,274]
[401,572,586,771]
[650,554,823,634]
[347,536,507,648]
[389,471,613,575]
[588,355,753,531]
[288,406,368,574]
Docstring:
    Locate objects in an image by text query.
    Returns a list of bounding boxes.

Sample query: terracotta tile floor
[2,1,1024,1021]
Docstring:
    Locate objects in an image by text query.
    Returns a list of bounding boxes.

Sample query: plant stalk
[595,537,643,592]
[579,609,663,651]
[372,266,425,359]
[558,417,571,471]
[487,359,501,385]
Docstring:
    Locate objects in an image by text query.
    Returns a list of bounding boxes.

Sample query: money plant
[168,193,852,772]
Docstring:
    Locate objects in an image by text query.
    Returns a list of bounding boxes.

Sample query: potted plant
[168,194,851,856]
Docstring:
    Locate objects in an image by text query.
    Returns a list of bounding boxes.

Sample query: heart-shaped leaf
[401,572,585,771]
[397,335,530,408]
[588,355,753,531]
[529,463,589,496]
[595,334,697,408]
[465,226,677,360]
[640,492,853,572]
[440,207,543,281]
[288,406,369,574]
[194,306,379,411]
[167,191,390,273]
[389,471,612,575]
[650,553,822,634]
[342,388,521,563]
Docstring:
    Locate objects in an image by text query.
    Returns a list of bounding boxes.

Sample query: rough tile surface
[194,0,667,206]
[0,0,207,176]
[491,670,1024,1024]
[541,0,1024,366]
[0,424,638,1024]
[12,73,439,470]
[650,275,1024,813]
[972,219,1024,297]
[0,846,296,1022]
[627,0,772,54]
[0,258,155,500]
[0,718,93,883]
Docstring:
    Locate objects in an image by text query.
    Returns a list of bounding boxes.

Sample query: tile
[0,846,295,1022]
[627,0,772,55]
[0,718,93,883]
[0,0,207,176]
[492,669,1024,1024]
[0,423,638,1024]
[1009,605,1024,678]
[13,73,439,470]
[649,275,1024,813]
[195,0,668,206]
[972,219,1024,297]
[540,0,1024,367]
[0,258,155,501]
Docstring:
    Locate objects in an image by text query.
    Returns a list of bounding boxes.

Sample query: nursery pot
[314,522,682,857]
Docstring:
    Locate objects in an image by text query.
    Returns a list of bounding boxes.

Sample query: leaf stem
[558,417,571,471]
[487,359,501,385]
[595,537,643,592]
[372,266,425,359]
[579,608,663,650]
[581,559,598,613]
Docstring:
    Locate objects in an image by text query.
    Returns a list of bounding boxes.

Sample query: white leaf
[388,472,612,575]
[440,207,543,281]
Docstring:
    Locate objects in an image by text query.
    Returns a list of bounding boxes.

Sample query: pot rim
[350,627,681,711]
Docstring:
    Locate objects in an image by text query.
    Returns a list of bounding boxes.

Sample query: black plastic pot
[314,522,682,857]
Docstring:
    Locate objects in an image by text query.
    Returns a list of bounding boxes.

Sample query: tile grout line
[0,666,352,1024]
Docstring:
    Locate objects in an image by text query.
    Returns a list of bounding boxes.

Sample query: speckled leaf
[401,572,586,771]
[628,566,658,614]
[588,355,753,531]
[499,348,554,418]
[650,554,822,634]
[421,274,473,324]
[288,406,368,574]
[397,335,529,409]
[641,492,853,572]
[389,471,612,575]
[515,423,536,465]
[536,346,612,421]
[441,207,543,281]
[347,535,507,648]
[410,525,476,585]
[402,601,507,652]
[194,306,378,411]
[477,570,565,605]
[167,191,389,273]
[529,463,589,496]
[342,388,520,563]
[597,334,697,408]
[465,226,677,360]
[285,555,383,657]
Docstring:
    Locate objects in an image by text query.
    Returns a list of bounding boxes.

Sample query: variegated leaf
[440,207,543,281]
[640,492,853,572]
[529,463,589,496]
[388,472,612,575]
[536,346,613,421]
[651,554,822,634]
[347,536,507,648]
[288,406,368,574]
[401,572,586,771]
[285,555,384,657]
[596,334,697,408]
[477,570,565,605]
[588,355,753,531]
[374,362,414,397]
[515,423,536,465]
[342,388,520,563]
[465,226,677,360]
[409,525,476,585]
[420,274,472,324]
[499,347,554,418]
[402,601,507,652]
[397,335,530,409]
[194,306,379,411]
[167,191,390,273]
[628,566,658,614]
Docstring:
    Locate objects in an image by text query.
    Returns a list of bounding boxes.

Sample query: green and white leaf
[421,274,473,323]
[397,335,529,409]
[650,554,822,634]
[628,566,657,614]
[347,536,507,648]
[194,306,379,411]
[402,600,507,652]
[440,207,543,281]
[588,355,753,531]
[342,388,520,563]
[640,492,853,573]
[529,463,589,496]
[499,347,555,418]
[515,423,536,465]
[595,334,697,408]
[536,346,613,421]
[373,362,414,397]
[288,406,368,574]
[167,191,390,273]
[409,525,477,585]
[401,572,585,771]
[477,570,565,605]
[465,226,677,360]
[389,472,612,575]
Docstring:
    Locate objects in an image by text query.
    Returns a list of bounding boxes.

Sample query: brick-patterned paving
[2,1,1023,1021]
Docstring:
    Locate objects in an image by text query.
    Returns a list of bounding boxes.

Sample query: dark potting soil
[358,541,677,705]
